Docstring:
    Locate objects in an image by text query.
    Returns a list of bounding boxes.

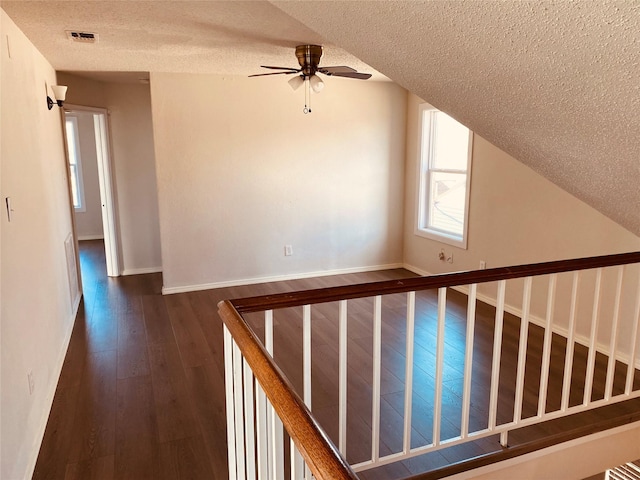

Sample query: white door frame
[64,104,120,277]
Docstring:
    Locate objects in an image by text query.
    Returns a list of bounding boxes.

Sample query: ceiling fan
[249,45,372,113]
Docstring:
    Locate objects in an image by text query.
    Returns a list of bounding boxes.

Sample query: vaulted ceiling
[2,1,638,237]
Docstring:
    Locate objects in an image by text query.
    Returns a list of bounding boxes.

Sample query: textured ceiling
[0,0,381,78]
[2,0,638,237]
[274,0,640,238]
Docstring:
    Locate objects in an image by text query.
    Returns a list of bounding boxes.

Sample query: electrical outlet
[479,260,486,270]
[28,371,34,395]
[446,254,454,264]
[284,245,293,256]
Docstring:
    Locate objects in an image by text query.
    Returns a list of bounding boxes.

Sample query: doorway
[63,105,119,277]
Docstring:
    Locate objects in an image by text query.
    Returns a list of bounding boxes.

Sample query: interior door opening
[64,105,120,277]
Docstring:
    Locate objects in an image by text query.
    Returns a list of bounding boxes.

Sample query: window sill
[415,227,468,250]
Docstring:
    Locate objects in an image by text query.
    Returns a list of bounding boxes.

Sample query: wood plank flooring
[33,240,640,480]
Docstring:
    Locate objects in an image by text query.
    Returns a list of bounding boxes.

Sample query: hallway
[34,240,226,479]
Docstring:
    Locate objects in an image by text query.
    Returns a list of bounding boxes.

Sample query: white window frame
[65,115,86,212]
[415,103,473,249]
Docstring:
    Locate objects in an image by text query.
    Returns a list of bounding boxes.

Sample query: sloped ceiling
[273,1,640,238]
[2,1,638,237]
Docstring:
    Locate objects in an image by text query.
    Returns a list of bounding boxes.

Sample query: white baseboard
[161,260,638,368]
[161,263,405,295]
[403,263,640,369]
[404,263,430,277]
[26,294,81,479]
[77,234,104,241]
[122,266,163,276]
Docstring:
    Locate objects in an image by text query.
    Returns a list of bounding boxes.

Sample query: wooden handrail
[218,300,359,480]
[231,251,640,313]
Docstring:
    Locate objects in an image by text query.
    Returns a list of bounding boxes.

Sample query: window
[65,116,86,211]
[416,104,473,248]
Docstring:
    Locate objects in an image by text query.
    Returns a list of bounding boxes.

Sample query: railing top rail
[218,300,359,480]
[231,251,640,313]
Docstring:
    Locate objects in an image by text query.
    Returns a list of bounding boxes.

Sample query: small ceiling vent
[65,31,99,43]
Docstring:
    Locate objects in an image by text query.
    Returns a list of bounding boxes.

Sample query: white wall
[150,73,407,292]
[71,112,103,239]
[404,93,640,357]
[1,10,76,479]
[58,73,162,275]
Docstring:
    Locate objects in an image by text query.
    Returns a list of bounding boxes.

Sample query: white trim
[25,297,80,479]
[122,266,163,276]
[93,112,119,277]
[64,104,120,277]
[415,104,473,250]
[404,263,640,369]
[161,263,404,295]
[77,234,104,241]
[404,263,431,277]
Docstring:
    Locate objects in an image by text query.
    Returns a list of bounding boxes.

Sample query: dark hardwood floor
[33,240,640,480]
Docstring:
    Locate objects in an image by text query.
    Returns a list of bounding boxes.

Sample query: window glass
[431,112,470,171]
[427,171,466,236]
[416,105,472,248]
[65,116,85,211]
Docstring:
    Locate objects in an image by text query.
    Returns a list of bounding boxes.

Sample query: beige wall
[455,422,640,480]
[106,82,162,274]
[150,73,407,292]
[71,112,103,239]
[404,94,640,271]
[404,93,640,358]
[58,73,162,274]
[1,10,76,479]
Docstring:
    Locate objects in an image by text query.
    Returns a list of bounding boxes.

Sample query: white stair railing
[220,301,358,480]
[221,252,640,478]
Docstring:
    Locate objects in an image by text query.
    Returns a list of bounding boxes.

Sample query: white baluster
[371,295,382,462]
[291,438,304,480]
[233,341,247,480]
[339,300,348,456]
[223,327,238,480]
[256,380,269,479]
[625,267,640,394]
[561,272,580,412]
[302,304,312,480]
[243,359,256,479]
[538,274,557,418]
[514,277,532,423]
[461,284,478,438]
[584,269,602,406]
[605,266,625,400]
[403,291,416,453]
[489,280,506,432]
[433,287,447,446]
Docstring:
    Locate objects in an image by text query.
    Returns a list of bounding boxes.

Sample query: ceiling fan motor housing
[296,44,323,76]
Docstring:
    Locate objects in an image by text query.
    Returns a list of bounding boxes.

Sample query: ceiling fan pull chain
[304,77,311,114]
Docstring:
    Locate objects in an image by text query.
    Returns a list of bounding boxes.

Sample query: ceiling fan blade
[318,66,356,74]
[248,71,298,77]
[260,65,300,71]
[324,71,372,80]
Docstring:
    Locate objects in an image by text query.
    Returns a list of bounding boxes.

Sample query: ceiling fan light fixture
[288,75,304,91]
[310,74,324,93]
[249,45,370,113]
